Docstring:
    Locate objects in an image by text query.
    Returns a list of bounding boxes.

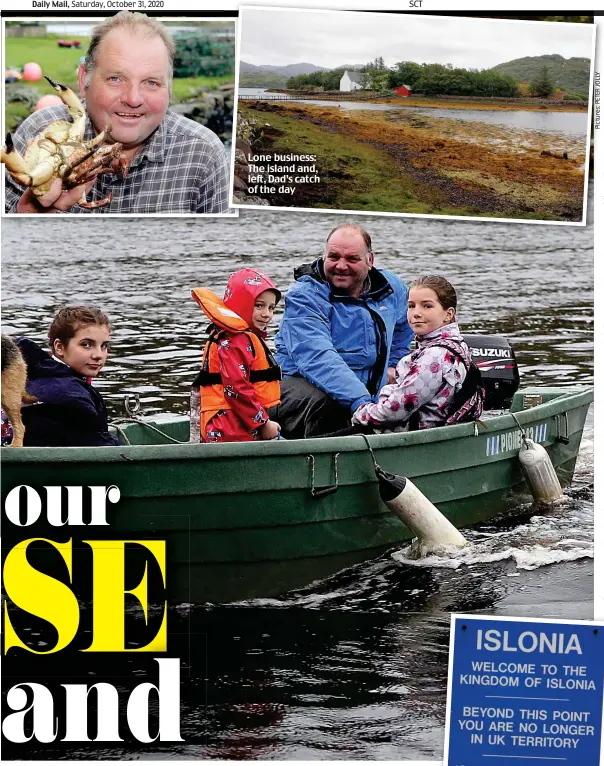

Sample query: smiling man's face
[323,229,373,297]
[78,27,171,152]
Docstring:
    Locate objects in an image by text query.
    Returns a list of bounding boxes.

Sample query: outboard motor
[462,335,520,410]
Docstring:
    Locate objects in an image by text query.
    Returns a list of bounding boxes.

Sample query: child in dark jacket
[17,306,121,447]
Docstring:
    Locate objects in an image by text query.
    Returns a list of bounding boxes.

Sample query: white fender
[518,438,563,505]
[377,468,466,549]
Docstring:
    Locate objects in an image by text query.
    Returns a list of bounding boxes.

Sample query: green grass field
[4,35,233,132]
[6,35,89,88]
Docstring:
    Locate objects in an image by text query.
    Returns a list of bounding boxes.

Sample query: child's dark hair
[410,275,457,311]
[48,306,111,347]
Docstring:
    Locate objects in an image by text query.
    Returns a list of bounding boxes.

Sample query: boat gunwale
[1,386,593,464]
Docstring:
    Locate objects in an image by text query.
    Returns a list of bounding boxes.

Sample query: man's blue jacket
[274,259,413,412]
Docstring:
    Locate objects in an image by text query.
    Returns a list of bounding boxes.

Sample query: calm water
[1,198,593,760]
[238,88,588,137]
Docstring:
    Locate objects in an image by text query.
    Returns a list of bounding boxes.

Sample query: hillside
[239,61,327,77]
[240,61,367,76]
[238,71,289,88]
[491,54,590,96]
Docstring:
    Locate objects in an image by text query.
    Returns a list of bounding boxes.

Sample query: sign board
[444,615,604,766]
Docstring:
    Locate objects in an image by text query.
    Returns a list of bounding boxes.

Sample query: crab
[1,76,127,209]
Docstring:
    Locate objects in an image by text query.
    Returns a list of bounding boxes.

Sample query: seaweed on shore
[236,101,585,220]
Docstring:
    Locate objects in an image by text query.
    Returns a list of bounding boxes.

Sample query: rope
[360,433,380,473]
[111,423,131,446]
[509,411,528,446]
[110,417,188,445]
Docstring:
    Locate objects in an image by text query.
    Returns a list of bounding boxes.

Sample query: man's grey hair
[324,223,373,263]
[83,11,175,91]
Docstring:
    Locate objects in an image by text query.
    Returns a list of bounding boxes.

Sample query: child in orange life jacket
[190,269,282,443]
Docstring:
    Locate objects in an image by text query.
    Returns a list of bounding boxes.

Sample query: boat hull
[1,387,592,601]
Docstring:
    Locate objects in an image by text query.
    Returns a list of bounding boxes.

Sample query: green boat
[1,386,592,603]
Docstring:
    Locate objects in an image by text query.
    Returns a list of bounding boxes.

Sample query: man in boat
[272,223,414,438]
[4,11,230,214]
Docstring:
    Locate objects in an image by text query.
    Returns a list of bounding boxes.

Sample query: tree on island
[286,60,519,98]
[528,66,555,98]
[286,67,349,91]
[361,57,390,91]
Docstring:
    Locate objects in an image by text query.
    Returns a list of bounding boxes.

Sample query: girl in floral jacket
[352,275,480,431]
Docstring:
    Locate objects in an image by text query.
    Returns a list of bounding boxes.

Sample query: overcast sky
[239,9,594,70]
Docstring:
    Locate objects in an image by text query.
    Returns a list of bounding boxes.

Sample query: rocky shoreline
[235,101,586,220]
[264,90,589,112]
[169,83,234,145]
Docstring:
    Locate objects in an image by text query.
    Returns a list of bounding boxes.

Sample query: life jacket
[190,288,281,439]
[409,337,485,430]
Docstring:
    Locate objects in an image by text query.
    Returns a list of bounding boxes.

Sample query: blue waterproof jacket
[275,260,413,412]
[16,338,121,447]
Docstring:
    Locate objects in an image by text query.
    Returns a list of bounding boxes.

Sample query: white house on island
[339,70,364,92]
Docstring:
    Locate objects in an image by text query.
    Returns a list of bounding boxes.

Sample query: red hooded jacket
[193,269,281,443]
[223,268,282,328]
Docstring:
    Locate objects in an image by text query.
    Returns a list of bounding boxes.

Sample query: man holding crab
[3,12,230,214]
